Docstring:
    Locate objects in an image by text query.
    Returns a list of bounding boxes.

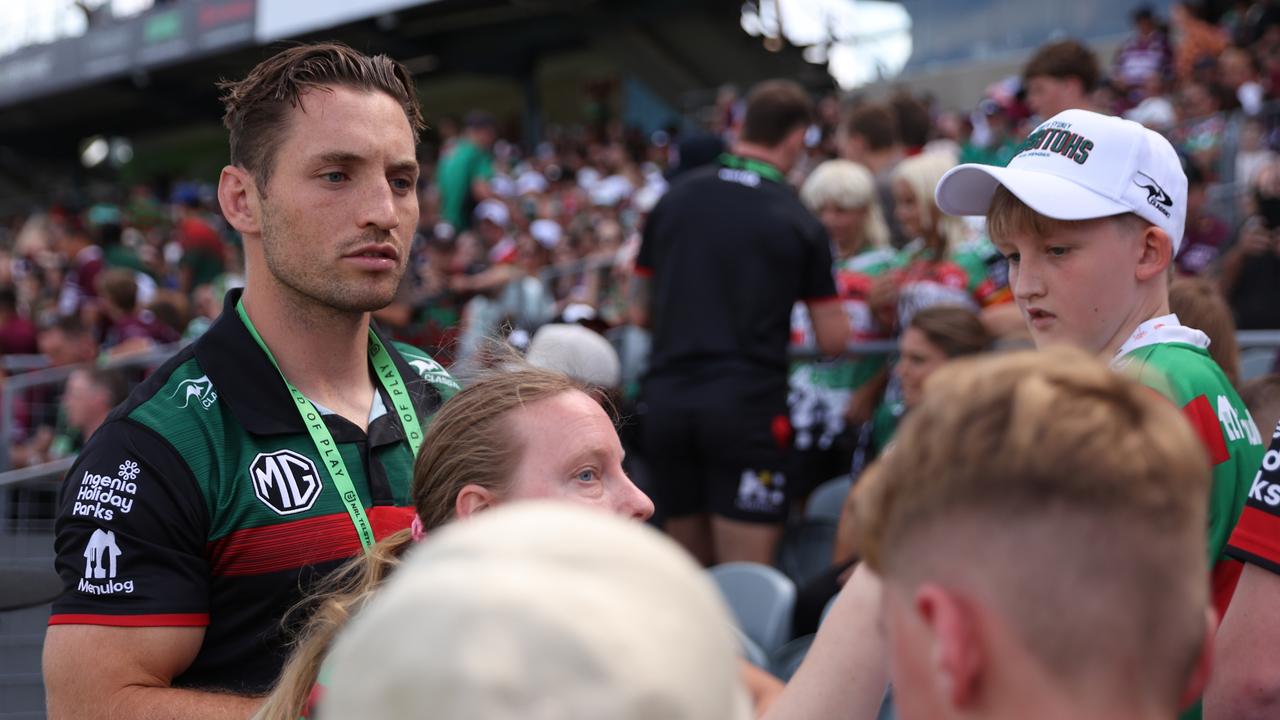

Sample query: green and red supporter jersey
[1112,315,1265,615]
[788,247,896,451]
[50,289,459,694]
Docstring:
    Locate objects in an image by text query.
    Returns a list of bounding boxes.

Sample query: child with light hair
[854,348,1214,720]
[788,160,897,493]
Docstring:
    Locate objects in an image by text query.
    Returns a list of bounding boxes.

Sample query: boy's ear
[1134,225,1173,282]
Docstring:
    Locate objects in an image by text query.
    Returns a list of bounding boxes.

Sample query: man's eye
[575,469,599,484]
[1004,252,1020,264]
[325,172,347,183]
[1048,247,1070,257]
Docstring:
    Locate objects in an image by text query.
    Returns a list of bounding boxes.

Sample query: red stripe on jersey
[49,613,209,627]
[1182,394,1230,465]
[207,506,414,577]
[1211,558,1243,617]
[633,265,654,278]
[1230,505,1280,567]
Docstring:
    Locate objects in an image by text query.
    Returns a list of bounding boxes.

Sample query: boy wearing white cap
[935,109,1265,624]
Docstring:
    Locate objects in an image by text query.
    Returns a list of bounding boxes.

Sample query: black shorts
[641,402,792,523]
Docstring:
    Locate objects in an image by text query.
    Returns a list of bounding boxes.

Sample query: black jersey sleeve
[49,419,211,627]
[799,216,838,302]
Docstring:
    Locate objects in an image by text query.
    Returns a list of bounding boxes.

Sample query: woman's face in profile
[501,390,655,521]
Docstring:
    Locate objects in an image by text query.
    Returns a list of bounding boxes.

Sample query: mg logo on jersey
[250,449,323,515]
[169,375,218,409]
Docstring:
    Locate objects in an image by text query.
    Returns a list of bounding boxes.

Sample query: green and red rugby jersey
[49,288,458,694]
[1112,315,1265,614]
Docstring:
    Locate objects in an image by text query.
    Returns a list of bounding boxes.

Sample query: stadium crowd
[7,2,1280,719]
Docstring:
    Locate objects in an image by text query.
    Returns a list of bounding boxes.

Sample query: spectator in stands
[255,367,656,720]
[1022,39,1101,118]
[884,152,990,326]
[790,304,992,639]
[1174,81,1225,179]
[840,103,907,247]
[0,287,38,355]
[888,91,932,156]
[436,110,497,231]
[1174,160,1230,275]
[53,215,103,321]
[958,99,1020,168]
[172,188,227,294]
[1169,277,1242,388]
[50,366,128,460]
[634,80,849,567]
[96,268,180,355]
[320,504,750,720]
[853,349,1214,720]
[8,318,100,469]
[1113,5,1173,107]
[1219,46,1265,115]
[1171,2,1229,83]
[788,160,895,498]
[932,108,1263,715]
[1221,161,1280,330]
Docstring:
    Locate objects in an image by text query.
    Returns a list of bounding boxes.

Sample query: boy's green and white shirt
[1112,314,1264,610]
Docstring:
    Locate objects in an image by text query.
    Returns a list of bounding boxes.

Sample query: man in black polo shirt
[633,80,850,566]
[43,43,456,719]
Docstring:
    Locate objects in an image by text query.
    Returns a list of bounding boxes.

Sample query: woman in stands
[792,305,993,638]
[257,366,783,719]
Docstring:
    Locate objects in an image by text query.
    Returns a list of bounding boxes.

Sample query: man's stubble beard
[258,200,405,316]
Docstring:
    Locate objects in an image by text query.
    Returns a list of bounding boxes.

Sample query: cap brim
[936,164,1132,221]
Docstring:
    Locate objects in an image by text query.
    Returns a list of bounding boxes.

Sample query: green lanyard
[235,300,425,552]
[718,153,786,183]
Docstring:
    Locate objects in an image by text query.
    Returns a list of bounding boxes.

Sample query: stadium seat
[805,475,852,522]
[710,562,797,654]
[731,625,770,669]
[769,633,816,681]
[774,518,838,587]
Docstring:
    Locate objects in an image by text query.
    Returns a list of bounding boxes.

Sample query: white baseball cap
[321,503,751,720]
[935,109,1187,252]
[529,218,562,249]
[474,198,510,227]
[526,323,621,389]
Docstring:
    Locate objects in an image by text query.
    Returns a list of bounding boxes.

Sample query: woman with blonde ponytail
[255,366,654,720]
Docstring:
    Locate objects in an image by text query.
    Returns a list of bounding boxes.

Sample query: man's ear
[454,484,500,520]
[916,583,985,710]
[1177,605,1217,710]
[217,165,262,236]
[1134,224,1173,282]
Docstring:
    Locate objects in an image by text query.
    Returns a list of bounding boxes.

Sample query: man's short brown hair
[1023,39,1101,92]
[739,80,814,147]
[844,103,898,151]
[218,42,424,190]
[854,348,1210,705]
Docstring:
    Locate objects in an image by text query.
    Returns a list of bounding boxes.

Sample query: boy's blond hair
[986,184,1150,242]
[854,348,1210,705]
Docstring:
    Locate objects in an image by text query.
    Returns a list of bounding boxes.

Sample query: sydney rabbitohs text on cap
[934,109,1188,253]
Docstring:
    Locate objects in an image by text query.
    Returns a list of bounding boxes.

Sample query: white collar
[1111,313,1210,366]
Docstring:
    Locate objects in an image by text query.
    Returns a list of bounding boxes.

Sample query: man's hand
[44,625,262,720]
